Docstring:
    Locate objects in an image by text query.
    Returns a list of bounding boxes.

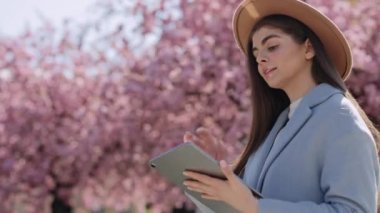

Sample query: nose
[256,51,268,64]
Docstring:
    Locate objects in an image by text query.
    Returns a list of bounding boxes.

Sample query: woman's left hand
[183,160,258,213]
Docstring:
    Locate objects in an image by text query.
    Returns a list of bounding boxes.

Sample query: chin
[266,81,283,90]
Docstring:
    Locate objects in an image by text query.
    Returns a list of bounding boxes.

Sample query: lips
[263,67,277,77]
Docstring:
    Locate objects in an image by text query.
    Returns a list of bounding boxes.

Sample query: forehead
[251,26,285,46]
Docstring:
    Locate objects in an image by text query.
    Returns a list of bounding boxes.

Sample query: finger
[183,131,196,143]
[195,127,216,145]
[220,160,236,181]
[183,171,212,184]
[184,181,215,195]
[183,171,221,186]
[201,194,221,201]
[196,127,223,159]
[186,186,199,192]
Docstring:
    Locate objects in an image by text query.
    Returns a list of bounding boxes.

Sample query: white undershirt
[288,97,303,119]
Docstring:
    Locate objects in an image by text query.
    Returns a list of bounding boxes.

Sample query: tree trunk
[172,204,195,213]
[51,194,73,213]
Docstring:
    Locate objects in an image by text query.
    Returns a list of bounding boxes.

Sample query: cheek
[257,66,265,78]
[257,62,270,76]
[274,47,304,68]
[268,46,288,61]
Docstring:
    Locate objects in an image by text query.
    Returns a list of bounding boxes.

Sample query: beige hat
[232,0,352,80]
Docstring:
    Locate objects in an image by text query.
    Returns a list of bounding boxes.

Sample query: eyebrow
[252,34,281,53]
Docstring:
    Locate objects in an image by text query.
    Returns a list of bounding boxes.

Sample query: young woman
[182,0,380,212]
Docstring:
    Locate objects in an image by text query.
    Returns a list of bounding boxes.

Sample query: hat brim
[232,0,352,80]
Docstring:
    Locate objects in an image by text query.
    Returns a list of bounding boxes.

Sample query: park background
[0,0,379,212]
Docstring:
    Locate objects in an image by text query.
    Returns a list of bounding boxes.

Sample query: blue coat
[243,83,379,212]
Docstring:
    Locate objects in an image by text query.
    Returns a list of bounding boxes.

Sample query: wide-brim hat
[232,0,352,80]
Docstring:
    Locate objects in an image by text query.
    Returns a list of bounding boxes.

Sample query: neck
[283,69,317,102]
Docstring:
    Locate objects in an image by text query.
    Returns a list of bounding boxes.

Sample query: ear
[304,39,315,60]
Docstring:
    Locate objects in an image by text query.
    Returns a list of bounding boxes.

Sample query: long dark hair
[234,15,380,175]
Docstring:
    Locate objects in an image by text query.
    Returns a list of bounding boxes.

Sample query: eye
[268,45,279,51]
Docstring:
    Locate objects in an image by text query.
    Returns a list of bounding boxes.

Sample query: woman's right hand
[183,127,228,161]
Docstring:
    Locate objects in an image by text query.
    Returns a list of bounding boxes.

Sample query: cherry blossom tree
[308,0,380,122]
[0,0,378,212]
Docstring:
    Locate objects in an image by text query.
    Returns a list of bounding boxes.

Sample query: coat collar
[256,83,343,191]
[300,83,343,109]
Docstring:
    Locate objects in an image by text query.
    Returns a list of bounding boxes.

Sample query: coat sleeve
[258,130,379,213]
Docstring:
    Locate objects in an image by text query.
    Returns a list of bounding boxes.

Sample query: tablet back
[149,142,239,213]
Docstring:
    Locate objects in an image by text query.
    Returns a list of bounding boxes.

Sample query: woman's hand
[183,160,258,213]
[183,127,227,161]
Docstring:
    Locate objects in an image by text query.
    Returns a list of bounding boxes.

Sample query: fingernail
[184,133,194,140]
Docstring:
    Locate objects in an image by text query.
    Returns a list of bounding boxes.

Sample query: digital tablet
[149,142,262,212]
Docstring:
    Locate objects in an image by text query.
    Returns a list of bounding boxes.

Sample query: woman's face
[251,26,315,92]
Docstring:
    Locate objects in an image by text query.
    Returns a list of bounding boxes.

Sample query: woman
[182,0,380,212]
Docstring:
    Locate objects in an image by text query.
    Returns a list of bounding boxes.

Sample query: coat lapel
[257,105,312,191]
[256,83,342,192]
[243,108,289,189]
